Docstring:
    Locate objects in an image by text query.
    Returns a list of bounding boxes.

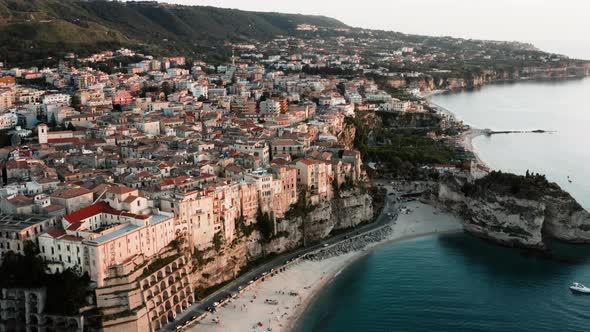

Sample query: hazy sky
[165,0,590,59]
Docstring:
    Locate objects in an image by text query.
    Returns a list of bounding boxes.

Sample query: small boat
[569,282,590,294]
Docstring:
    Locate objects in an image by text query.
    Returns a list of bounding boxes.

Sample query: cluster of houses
[0,47,375,331]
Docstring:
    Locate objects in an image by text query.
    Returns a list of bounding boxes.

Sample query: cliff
[432,172,590,248]
[191,188,374,291]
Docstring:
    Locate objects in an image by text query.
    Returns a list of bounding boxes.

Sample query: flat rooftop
[0,214,53,232]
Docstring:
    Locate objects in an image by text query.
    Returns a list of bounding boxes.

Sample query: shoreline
[458,128,488,168]
[425,92,490,169]
[186,201,463,332]
[287,228,463,332]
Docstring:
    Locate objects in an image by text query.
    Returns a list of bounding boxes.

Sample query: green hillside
[0,0,348,64]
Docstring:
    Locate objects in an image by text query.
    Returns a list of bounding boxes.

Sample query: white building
[0,113,18,130]
[189,83,208,99]
[134,119,161,136]
[42,94,71,106]
[231,141,270,166]
[259,99,281,115]
[38,201,175,286]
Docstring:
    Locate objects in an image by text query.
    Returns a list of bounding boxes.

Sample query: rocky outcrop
[433,174,590,248]
[542,195,590,243]
[192,188,374,290]
[277,190,374,244]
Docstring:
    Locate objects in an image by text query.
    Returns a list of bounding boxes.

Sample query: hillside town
[0,25,588,330]
[0,43,419,332]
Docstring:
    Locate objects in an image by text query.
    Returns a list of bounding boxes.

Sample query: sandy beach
[186,201,463,332]
[459,128,488,167]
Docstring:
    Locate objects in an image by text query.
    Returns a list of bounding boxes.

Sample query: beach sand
[459,128,488,167]
[186,201,463,332]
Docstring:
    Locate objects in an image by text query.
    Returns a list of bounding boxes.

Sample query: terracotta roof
[46,228,66,238]
[47,138,81,144]
[43,204,66,213]
[51,187,92,199]
[7,195,33,206]
[106,186,136,195]
[64,201,148,228]
[296,159,316,166]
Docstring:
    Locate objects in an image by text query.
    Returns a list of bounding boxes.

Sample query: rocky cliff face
[433,175,590,248]
[192,189,374,290]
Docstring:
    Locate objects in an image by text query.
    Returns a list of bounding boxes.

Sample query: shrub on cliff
[468,170,561,200]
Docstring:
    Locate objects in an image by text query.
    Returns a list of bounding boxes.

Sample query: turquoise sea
[296,79,590,331]
[296,234,590,332]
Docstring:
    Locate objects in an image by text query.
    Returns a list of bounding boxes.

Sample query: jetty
[482,129,556,135]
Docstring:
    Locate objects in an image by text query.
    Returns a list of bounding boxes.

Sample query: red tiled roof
[107,186,136,195]
[48,138,81,144]
[64,201,148,229]
[46,228,66,238]
[297,159,316,166]
[51,187,92,199]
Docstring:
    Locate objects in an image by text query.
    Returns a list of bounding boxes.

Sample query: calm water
[296,234,590,332]
[297,80,590,331]
[430,78,590,208]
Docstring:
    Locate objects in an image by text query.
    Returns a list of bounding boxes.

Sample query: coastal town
[0,5,590,331]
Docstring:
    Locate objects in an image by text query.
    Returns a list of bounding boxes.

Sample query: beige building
[160,190,215,250]
[294,159,333,202]
[0,214,58,263]
[96,254,194,332]
[50,187,94,214]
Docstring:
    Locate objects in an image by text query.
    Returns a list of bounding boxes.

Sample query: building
[0,195,34,215]
[38,202,175,286]
[50,187,94,214]
[0,287,83,332]
[96,254,194,332]
[231,141,270,166]
[160,191,215,250]
[0,113,18,130]
[271,138,306,158]
[259,99,281,115]
[134,119,161,136]
[294,159,333,202]
[104,186,149,215]
[0,90,13,112]
[0,214,58,262]
[42,94,71,106]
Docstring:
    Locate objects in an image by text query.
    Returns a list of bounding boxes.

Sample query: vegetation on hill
[0,0,347,64]
[346,114,461,179]
[461,170,563,200]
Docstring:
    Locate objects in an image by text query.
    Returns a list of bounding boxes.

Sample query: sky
[164,0,590,60]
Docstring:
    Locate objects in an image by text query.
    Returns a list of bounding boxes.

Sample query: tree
[49,113,58,129]
[212,232,223,251]
[161,81,173,98]
[255,206,274,241]
[66,122,76,131]
[10,133,21,146]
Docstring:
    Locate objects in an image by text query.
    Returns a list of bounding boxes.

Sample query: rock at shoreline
[432,172,590,249]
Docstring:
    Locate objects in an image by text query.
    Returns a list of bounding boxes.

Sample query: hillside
[0,0,348,64]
